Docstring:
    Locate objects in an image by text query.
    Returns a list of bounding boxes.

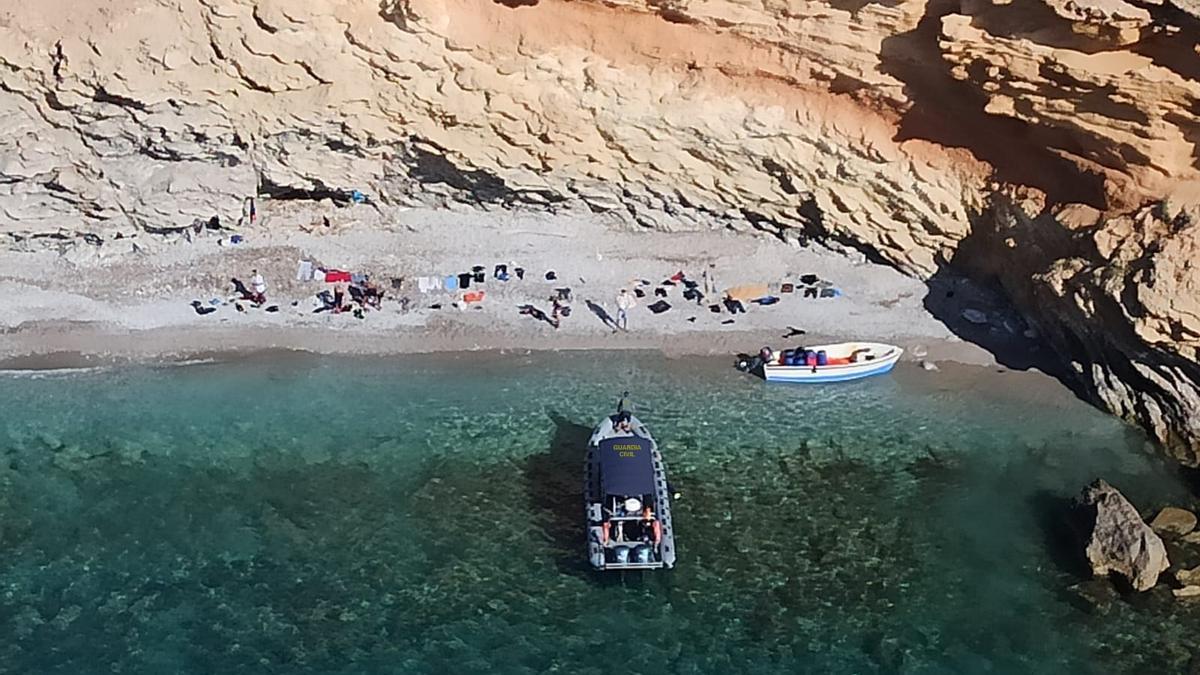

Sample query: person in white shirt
[616,288,635,330]
[250,269,267,305]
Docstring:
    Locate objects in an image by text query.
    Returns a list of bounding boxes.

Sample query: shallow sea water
[1,353,1198,674]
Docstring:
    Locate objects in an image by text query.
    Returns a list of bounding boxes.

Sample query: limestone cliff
[0,0,1198,457]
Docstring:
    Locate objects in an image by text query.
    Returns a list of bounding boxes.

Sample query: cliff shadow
[921,267,1069,376]
[919,200,1093,403]
[522,412,593,578]
[1028,490,1092,580]
[1177,465,1200,500]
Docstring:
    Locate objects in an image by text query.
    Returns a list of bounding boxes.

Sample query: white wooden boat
[760,342,902,383]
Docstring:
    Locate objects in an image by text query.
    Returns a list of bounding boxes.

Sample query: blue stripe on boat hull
[764,360,897,383]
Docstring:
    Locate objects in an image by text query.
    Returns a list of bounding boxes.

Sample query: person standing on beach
[250,268,267,305]
[616,288,635,330]
[703,264,718,296]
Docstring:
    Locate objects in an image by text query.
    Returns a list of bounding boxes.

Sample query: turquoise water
[1,353,1198,673]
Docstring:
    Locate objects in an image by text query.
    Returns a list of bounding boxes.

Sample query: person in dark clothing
[519,304,556,327]
[314,285,351,313]
[333,285,347,312]
[362,280,384,308]
[550,296,565,329]
[314,290,336,313]
[230,277,255,301]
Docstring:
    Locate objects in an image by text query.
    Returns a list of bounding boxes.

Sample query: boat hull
[762,342,902,384]
[584,413,676,571]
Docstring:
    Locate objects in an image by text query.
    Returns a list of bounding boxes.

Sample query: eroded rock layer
[1,0,1198,456]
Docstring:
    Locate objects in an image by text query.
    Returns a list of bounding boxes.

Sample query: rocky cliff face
[1,0,1198,456]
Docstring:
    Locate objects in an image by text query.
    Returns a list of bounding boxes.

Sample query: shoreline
[0,321,996,370]
[0,330,1085,425]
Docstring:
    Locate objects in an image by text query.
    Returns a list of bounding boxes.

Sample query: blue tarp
[599,436,655,496]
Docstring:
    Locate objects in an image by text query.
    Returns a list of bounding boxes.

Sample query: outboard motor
[613,546,630,564]
[735,350,766,373]
[634,545,653,564]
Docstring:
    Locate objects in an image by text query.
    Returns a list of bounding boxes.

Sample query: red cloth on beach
[325,270,351,283]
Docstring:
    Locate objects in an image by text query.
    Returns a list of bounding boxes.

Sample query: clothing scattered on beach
[191,256,835,334]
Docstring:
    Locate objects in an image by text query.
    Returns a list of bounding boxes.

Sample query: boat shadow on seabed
[525,412,662,587]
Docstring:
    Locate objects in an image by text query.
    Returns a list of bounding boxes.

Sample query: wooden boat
[759,341,903,383]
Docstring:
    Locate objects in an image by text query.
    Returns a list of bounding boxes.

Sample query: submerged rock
[1175,566,1200,585]
[1172,585,1200,599]
[1150,507,1198,536]
[1079,479,1169,591]
[961,309,989,325]
[1067,579,1119,615]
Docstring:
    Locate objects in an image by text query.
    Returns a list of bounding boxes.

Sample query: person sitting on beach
[333,284,348,313]
[722,294,746,315]
[519,304,556,328]
[314,285,351,314]
[362,280,384,309]
[550,296,565,329]
[314,290,337,313]
[231,277,251,300]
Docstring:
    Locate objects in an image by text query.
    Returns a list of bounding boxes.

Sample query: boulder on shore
[1150,506,1198,536]
[1079,479,1169,591]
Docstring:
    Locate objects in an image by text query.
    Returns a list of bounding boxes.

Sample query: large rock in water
[1150,506,1198,536]
[1080,480,1169,591]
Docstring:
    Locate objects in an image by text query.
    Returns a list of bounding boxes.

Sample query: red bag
[325,270,351,283]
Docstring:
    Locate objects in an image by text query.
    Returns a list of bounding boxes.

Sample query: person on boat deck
[615,411,633,433]
[639,507,659,544]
